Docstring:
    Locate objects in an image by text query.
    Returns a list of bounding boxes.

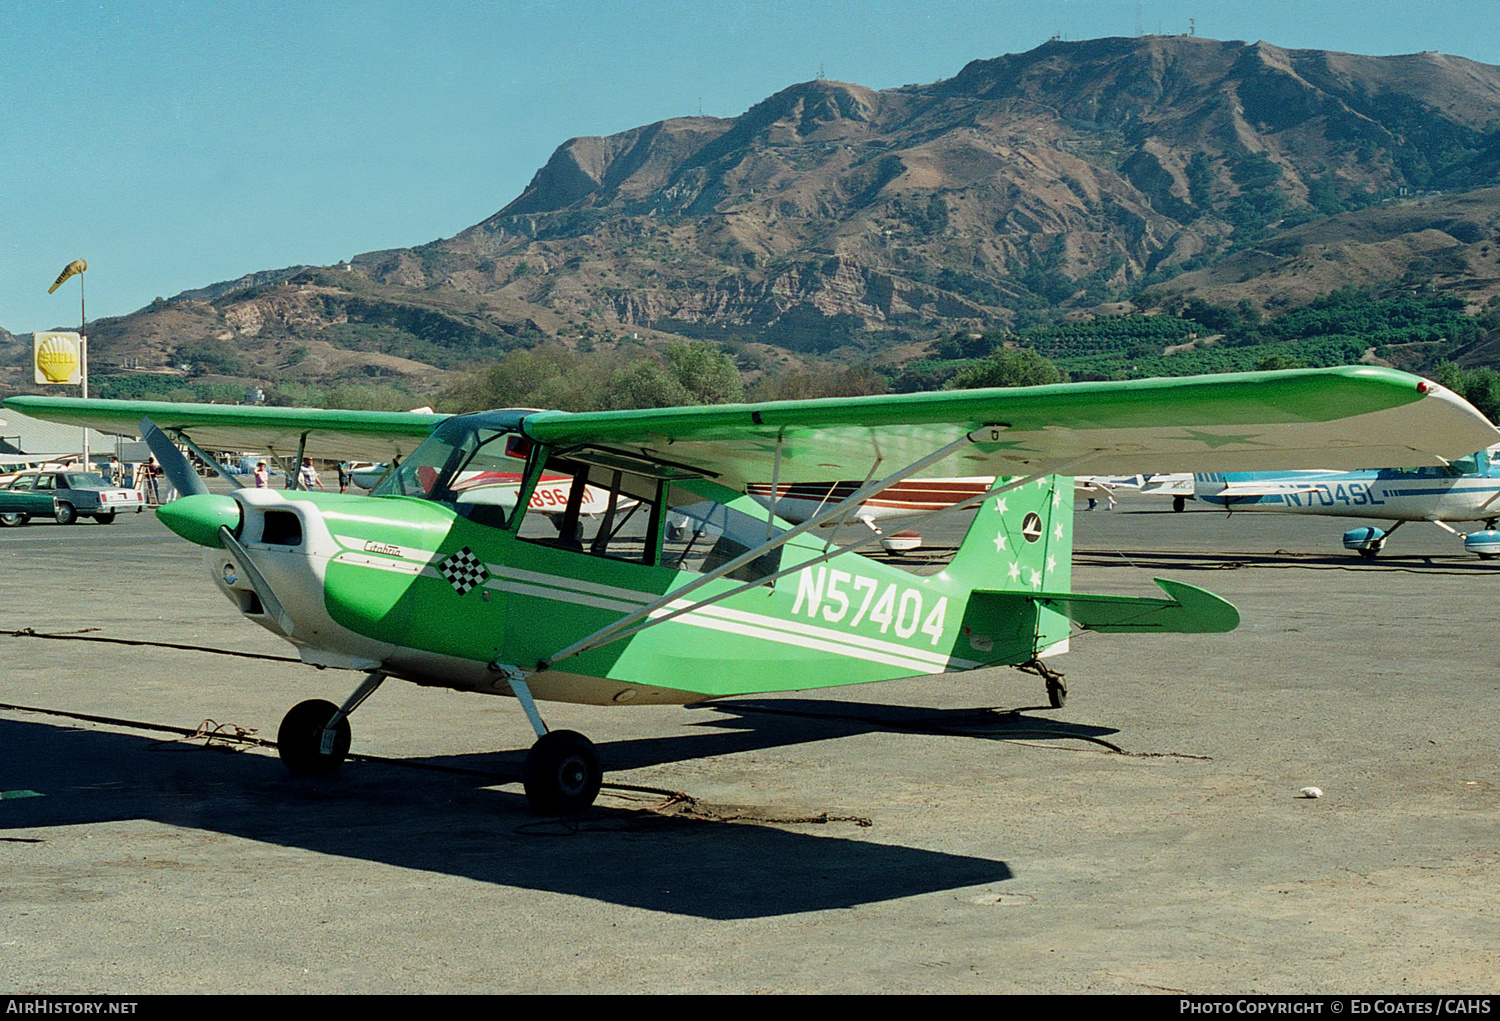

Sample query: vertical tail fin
[942,475,1074,659]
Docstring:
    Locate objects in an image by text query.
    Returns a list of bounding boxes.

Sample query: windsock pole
[48,259,89,471]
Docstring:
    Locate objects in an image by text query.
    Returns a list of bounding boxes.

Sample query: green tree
[665,341,744,405]
[749,364,890,401]
[948,348,1067,390]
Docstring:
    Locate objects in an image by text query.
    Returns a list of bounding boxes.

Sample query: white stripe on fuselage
[333,551,976,675]
[1201,475,1500,522]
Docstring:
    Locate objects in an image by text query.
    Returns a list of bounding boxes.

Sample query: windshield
[371,417,529,527]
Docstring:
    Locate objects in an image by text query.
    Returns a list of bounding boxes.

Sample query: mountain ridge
[10,34,1500,401]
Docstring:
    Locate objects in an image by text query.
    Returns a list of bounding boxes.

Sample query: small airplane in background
[6,367,1495,815]
[747,473,1196,549]
[1193,446,1500,558]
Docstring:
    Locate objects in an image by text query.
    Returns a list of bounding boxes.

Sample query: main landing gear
[504,670,603,814]
[1019,658,1067,709]
[274,669,604,815]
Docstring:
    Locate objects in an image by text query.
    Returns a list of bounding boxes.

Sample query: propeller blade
[139,417,209,498]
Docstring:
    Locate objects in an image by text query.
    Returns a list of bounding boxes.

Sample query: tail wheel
[523,730,602,815]
[277,699,351,775]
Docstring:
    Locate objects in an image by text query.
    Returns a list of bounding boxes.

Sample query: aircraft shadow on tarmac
[559,697,1121,774]
[0,706,1072,919]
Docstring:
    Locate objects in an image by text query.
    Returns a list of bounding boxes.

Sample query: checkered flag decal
[438,547,488,595]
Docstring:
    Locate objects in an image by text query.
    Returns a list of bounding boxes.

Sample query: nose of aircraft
[156,494,242,547]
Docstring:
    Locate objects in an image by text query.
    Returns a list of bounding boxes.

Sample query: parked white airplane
[1193,447,1500,557]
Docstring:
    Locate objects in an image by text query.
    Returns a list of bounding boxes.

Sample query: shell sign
[34,331,82,385]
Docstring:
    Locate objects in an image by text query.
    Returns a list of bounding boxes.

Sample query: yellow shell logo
[35,334,79,383]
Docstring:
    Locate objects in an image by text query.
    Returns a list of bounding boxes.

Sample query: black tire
[0,513,26,528]
[522,730,602,815]
[1046,676,1068,709]
[95,512,116,525]
[54,503,76,525]
[277,699,351,776]
[1172,496,1186,513]
[1357,548,1380,560]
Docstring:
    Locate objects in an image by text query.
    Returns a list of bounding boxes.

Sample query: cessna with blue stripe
[1194,445,1500,557]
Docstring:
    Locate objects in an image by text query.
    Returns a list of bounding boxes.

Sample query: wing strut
[533,441,1104,672]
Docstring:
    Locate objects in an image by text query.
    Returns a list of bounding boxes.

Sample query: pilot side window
[519,461,659,565]
[661,485,783,583]
[518,462,785,583]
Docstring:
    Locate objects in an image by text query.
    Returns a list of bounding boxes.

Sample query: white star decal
[1036,477,1048,488]
[1054,522,1065,540]
[992,531,1007,552]
[1046,554,1056,573]
[994,497,1008,514]
[1008,561,1021,581]
[1028,567,1042,589]
[1052,490,1060,507]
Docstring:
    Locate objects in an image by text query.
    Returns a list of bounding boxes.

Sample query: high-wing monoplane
[1194,445,1500,557]
[8,367,1496,813]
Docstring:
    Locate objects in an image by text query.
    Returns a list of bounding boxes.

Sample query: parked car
[0,470,146,524]
[0,486,58,527]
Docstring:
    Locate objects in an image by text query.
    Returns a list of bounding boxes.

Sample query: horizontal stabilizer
[970,578,1240,635]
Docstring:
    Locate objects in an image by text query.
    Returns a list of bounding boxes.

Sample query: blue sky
[6,0,1500,335]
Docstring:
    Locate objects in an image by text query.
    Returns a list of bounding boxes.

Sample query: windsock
[48,258,87,294]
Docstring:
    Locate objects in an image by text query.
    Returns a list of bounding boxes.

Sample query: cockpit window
[370,418,527,528]
[662,488,784,582]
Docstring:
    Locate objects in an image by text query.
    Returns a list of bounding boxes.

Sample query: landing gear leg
[277,671,385,776]
[504,672,603,815]
[1019,658,1067,709]
[1046,675,1068,709]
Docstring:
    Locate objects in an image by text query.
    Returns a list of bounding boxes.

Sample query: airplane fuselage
[191,456,1076,706]
[1195,455,1500,525]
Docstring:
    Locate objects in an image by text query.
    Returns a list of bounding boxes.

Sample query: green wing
[6,366,1495,482]
[1,397,446,463]
[519,366,1499,486]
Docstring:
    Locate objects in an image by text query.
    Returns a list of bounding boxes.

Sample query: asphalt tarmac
[1,493,1496,994]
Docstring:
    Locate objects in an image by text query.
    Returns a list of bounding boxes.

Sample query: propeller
[140,418,210,498]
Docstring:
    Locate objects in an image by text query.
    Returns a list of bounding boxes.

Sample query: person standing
[337,462,351,494]
[298,458,324,491]
[254,461,270,489]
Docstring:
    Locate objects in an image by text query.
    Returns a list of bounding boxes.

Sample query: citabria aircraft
[9,367,1496,813]
[1193,445,1500,558]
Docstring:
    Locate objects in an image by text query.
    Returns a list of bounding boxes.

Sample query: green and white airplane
[8,366,1496,813]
